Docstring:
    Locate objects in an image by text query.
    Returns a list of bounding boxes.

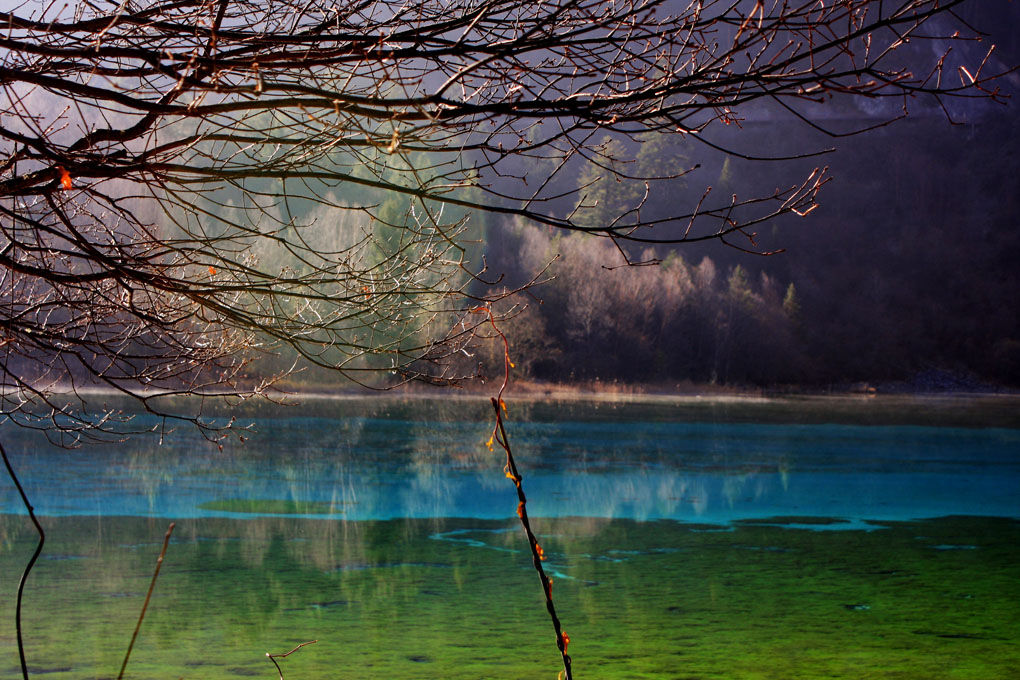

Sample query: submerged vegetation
[197,500,351,516]
[2,513,1017,679]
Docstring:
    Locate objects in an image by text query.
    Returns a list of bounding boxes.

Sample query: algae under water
[1,515,1017,680]
[0,396,1018,679]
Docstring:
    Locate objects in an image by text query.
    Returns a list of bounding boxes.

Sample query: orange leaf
[208,266,217,276]
[59,167,72,190]
[561,632,570,652]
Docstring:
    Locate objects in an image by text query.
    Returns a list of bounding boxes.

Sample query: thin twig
[117,522,175,680]
[474,304,573,679]
[266,640,318,680]
[491,399,573,680]
[0,441,45,680]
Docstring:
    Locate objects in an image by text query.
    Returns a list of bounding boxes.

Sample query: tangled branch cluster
[0,0,1004,435]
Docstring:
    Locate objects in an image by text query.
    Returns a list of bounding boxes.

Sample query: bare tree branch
[0,0,1008,437]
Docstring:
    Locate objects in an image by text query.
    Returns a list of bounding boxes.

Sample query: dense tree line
[231,100,1019,392]
[267,103,1020,391]
[452,111,1020,390]
[452,226,803,385]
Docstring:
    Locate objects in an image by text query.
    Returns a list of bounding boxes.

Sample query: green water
[2,514,1017,680]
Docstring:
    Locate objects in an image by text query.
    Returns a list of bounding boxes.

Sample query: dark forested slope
[468,86,1020,388]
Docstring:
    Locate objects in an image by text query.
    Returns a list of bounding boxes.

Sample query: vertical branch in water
[474,306,573,680]
[118,522,175,680]
[491,399,573,680]
[0,441,46,680]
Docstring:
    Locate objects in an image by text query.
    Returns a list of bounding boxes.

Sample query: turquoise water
[2,397,1018,525]
[1,395,1018,679]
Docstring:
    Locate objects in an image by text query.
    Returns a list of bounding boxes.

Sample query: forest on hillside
[448,110,1020,390]
[13,101,1014,393]
[4,1,1016,395]
[247,102,1019,392]
[450,2,1020,390]
[247,3,1020,392]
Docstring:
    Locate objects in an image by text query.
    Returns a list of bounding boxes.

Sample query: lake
[1,394,1018,679]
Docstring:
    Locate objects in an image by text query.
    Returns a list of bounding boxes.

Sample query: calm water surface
[1,395,1018,679]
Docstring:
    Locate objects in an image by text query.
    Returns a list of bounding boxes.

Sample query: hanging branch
[0,0,1009,443]
[0,441,46,680]
[118,522,176,680]
[476,306,572,680]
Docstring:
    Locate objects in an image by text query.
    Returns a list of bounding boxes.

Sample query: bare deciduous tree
[0,0,1007,436]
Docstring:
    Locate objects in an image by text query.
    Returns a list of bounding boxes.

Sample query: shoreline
[20,380,1020,405]
[21,382,1016,429]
